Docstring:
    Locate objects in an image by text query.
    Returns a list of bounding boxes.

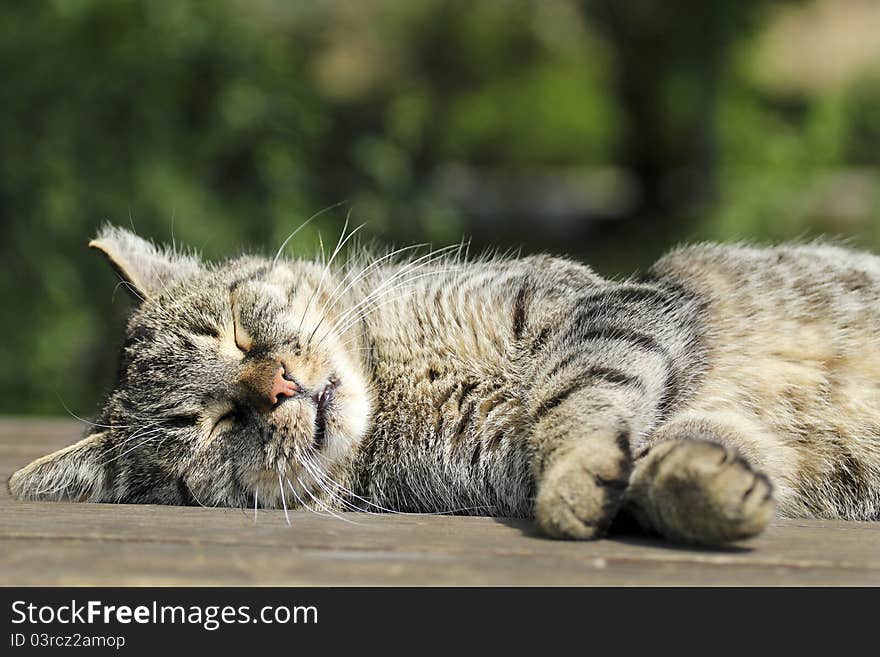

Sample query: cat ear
[89,225,202,301]
[8,432,111,502]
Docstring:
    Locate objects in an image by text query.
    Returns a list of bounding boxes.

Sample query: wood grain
[1,419,878,585]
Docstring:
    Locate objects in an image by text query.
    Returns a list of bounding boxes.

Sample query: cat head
[9,226,372,509]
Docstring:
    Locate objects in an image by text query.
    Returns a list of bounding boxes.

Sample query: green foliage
[0,0,877,415]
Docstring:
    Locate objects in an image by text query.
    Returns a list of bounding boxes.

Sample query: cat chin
[243,457,339,511]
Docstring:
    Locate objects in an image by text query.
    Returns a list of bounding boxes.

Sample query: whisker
[272,200,347,268]
[111,277,145,303]
[309,449,497,517]
[305,241,434,343]
[317,231,326,268]
[296,473,362,525]
[323,268,464,344]
[306,243,458,347]
[277,472,291,525]
[100,433,163,467]
[285,476,334,518]
[296,216,366,336]
[291,454,357,519]
[186,482,210,508]
[299,456,367,523]
[56,395,132,430]
[312,257,462,348]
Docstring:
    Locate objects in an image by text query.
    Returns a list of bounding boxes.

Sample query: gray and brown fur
[9,227,880,545]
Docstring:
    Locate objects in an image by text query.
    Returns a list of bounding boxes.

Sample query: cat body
[9,228,880,544]
[349,253,701,519]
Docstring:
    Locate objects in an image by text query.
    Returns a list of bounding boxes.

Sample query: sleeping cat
[9,225,880,544]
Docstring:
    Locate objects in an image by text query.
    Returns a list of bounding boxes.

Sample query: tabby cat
[9,225,880,544]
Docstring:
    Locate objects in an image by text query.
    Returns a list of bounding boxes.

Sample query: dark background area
[1,0,879,415]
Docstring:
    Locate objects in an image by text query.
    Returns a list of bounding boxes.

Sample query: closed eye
[233,319,248,353]
[165,413,199,429]
[208,413,235,442]
[231,297,253,353]
[203,403,238,441]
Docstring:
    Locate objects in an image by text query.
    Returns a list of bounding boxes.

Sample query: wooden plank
[1,420,879,585]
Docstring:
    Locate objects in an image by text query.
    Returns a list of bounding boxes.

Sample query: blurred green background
[2,0,879,416]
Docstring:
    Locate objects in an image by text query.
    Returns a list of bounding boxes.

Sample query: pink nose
[270,367,300,405]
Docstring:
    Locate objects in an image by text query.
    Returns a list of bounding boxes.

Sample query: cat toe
[534,444,630,540]
[647,440,775,545]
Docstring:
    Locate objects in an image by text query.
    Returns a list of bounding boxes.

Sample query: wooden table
[1,419,878,586]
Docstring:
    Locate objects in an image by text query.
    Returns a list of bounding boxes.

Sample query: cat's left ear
[8,432,111,502]
[89,225,202,301]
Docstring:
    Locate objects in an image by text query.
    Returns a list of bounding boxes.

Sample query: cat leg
[624,415,776,544]
[529,385,644,540]
[523,284,699,540]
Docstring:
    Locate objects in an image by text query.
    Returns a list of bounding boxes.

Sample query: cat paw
[633,440,775,545]
[535,442,630,540]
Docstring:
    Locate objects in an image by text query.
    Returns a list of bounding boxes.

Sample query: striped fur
[8,228,880,544]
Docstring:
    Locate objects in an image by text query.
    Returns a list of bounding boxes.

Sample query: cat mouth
[311,376,338,450]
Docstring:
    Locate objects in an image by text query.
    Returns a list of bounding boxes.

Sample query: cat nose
[270,366,300,405]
